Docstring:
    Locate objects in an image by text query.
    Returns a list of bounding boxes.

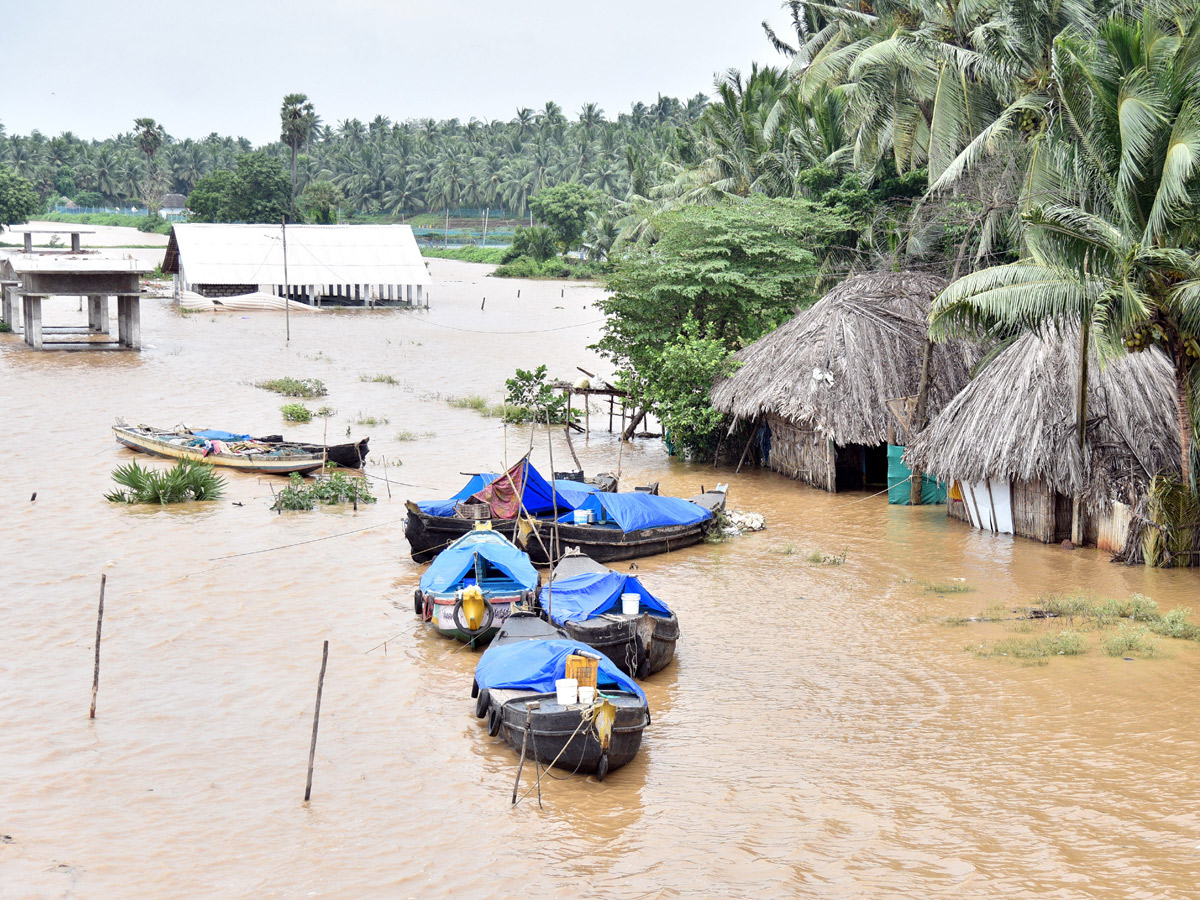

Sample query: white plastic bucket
[555,678,578,705]
[578,686,596,705]
[572,510,590,525]
[621,592,640,615]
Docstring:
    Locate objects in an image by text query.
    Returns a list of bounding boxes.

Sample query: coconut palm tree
[932,11,1200,485]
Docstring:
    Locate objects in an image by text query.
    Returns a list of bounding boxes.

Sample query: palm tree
[932,11,1200,485]
[280,93,318,219]
[134,117,164,179]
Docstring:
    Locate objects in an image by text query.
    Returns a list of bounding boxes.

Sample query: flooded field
[2,256,1198,899]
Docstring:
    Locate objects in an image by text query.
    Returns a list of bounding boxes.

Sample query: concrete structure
[0,253,151,350]
[161,223,432,308]
[10,226,95,253]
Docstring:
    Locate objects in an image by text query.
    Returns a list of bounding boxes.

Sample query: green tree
[186,169,236,222]
[229,153,291,223]
[0,166,40,230]
[134,117,164,177]
[529,182,606,249]
[297,179,344,224]
[280,93,318,219]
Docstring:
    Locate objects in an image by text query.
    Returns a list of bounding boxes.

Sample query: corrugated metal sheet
[163,224,431,286]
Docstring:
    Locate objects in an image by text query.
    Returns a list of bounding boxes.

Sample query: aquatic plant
[806,548,847,566]
[314,406,337,417]
[395,430,435,441]
[1100,624,1162,659]
[280,403,312,422]
[924,581,972,594]
[975,631,1087,661]
[354,413,390,426]
[105,459,226,504]
[272,472,376,511]
[360,373,398,384]
[255,376,327,398]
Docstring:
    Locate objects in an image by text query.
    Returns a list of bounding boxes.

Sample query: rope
[208,517,406,560]
[394,313,604,335]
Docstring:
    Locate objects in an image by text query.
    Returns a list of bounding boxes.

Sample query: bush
[280,403,312,422]
[136,216,171,234]
[105,459,225,504]
[273,471,376,510]
[419,246,507,264]
[256,377,327,398]
[503,364,572,424]
[1100,624,1162,659]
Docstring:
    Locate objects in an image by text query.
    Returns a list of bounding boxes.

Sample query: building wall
[193,284,260,298]
[764,414,835,492]
[1010,479,1057,543]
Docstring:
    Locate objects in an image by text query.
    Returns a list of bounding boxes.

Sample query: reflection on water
[2,259,1198,899]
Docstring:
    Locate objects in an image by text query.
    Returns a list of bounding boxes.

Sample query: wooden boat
[546,552,679,678]
[404,458,616,563]
[522,487,728,566]
[113,423,368,475]
[415,528,540,647]
[471,612,649,780]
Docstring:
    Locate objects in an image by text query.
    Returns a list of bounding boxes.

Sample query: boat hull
[525,520,707,565]
[114,425,326,475]
[404,502,520,562]
[420,590,532,647]
[560,613,679,678]
[489,690,648,776]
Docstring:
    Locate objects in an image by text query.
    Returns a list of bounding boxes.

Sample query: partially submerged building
[710,272,974,492]
[903,328,1181,551]
[161,223,432,306]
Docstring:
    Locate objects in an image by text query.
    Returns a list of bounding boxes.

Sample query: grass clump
[924,581,972,594]
[805,548,848,566]
[448,394,489,412]
[273,472,377,511]
[395,430,435,441]
[256,377,327,398]
[360,373,398,384]
[354,413,389,426]
[976,630,1087,662]
[1148,607,1200,641]
[1100,624,1162,659]
[314,406,337,418]
[280,403,312,423]
[419,246,508,264]
[106,459,225,504]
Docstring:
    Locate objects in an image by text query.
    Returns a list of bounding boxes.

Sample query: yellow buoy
[592,698,617,750]
[461,585,486,631]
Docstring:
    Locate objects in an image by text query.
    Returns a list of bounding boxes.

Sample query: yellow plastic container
[564,653,598,689]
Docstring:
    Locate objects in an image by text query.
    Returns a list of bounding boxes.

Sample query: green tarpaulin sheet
[887,444,947,505]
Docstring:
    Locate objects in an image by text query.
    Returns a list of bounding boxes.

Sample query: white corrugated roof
[5,253,152,274]
[165,224,431,286]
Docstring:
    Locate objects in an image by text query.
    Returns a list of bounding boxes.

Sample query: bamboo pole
[512,702,538,805]
[89,574,106,719]
[304,640,330,802]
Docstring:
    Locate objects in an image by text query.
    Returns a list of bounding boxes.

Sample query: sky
[6,0,793,144]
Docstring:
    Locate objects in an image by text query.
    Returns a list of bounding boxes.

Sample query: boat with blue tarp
[113,422,369,474]
[403,457,613,562]
[415,526,540,646]
[546,551,679,677]
[471,611,649,780]
[522,486,727,565]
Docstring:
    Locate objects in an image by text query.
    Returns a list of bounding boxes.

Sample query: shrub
[105,459,225,504]
[978,631,1087,660]
[256,377,327,398]
[503,364,572,424]
[1101,624,1162,659]
[273,471,376,510]
[281,403,312,422]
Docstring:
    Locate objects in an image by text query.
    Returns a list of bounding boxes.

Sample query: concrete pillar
[23,233,32,253]
[406,285,412,304]
[417,285,424,308]
[71,233,81,253]
[23,296,43,349]
[117,295,141,349]
[1,285,17,331]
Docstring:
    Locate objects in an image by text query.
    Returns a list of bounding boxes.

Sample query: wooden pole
[381,456,391,499]
[304,640,330,802]
[512,702,538,805]
[89,574,106,719]
[281,218,291,343]
[735,417,760,474]
[546,411,561,581]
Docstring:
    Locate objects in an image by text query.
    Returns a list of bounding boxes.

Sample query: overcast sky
[6,0,792,144]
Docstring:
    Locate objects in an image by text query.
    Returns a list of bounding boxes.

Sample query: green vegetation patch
[974,630,1087,663]
[1100,624,1163,659]
[420,246,507,264]
[354,414,389,426]
[256,377,327,398]
[273,471,376,511]
[280,403,312,422]
[360,373,399,384]
[106,459,225,504]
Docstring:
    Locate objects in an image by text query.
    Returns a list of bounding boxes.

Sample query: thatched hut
[710,272,974,492]
[903,328,1181,550]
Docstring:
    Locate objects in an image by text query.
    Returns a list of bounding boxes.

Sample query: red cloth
[470,460,527,519]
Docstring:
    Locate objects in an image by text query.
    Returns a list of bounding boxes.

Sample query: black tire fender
[413,588,423,617]
[595,751,610,782]
[453,595,495,636]
[487,704,503,736]
[475,689,490,719]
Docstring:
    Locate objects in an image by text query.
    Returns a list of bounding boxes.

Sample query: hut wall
[764,414,835,492]
[1009,479,1059,544]
[947,489,971,524]
[1088,500,1131,554]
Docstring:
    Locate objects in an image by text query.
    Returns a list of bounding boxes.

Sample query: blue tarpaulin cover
[557,491,712,532]
[419,530,539,594]
[192,430,252,441]
[546,571,672,624]
[474,638,645,699]
[415,461,583,518]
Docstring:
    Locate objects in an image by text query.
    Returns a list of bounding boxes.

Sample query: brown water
[3,258,1199,899]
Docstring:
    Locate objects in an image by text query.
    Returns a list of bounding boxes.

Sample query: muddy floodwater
[2,257,1199,899]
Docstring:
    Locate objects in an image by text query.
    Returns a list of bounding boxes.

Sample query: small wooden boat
[113,423,368,475]
[546,552,679,678]
[471,612,649,780]
[404,458,615,563]
[415,527,540,646]
[522,487,728,566]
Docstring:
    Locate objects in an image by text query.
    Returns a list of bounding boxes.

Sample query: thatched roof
[904,328,1181,500]
[162,193,188,209]
[710,271,974,446]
